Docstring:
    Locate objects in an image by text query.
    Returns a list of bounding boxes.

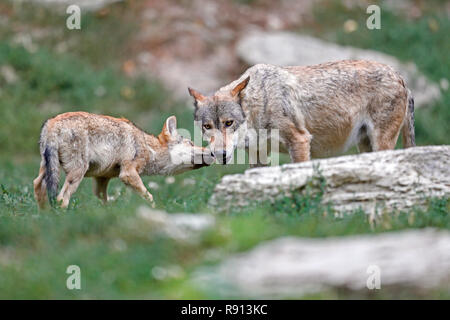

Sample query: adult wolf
[188,60,415,165]
[33,112,215,209]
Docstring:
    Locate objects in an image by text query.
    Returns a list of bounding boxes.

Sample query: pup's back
[35,112,143,207]
[40,112,139,173]
[34,112,215,209]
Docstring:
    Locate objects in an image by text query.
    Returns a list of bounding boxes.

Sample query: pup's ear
[162,115,177,137]
[230,76,250,98]
[188,87,207,105]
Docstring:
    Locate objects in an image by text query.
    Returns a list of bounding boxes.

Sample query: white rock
[0,65,19,84]
[209,146,450,214]
[165,176,176,184]
[197,229,450,298]
[147,181,160,190]
[137,206,215,242]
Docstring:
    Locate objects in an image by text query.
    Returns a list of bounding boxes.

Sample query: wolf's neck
[142,134,169,175]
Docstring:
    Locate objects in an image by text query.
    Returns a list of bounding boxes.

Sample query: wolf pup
[33,112,215,209]
[188,60,415,165]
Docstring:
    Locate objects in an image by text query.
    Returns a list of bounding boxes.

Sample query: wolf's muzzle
[193,150,215,169]
[214,150,229,165]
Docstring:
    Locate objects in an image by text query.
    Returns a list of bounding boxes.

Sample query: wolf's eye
[204,124,212,130]
[225,120,234,127]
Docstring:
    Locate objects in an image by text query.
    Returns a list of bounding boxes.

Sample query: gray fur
[190,60,414,163]
[43,146,59,205]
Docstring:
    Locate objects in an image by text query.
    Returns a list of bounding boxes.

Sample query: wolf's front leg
[247,139,270,168]
[248,152,269,168]
[283,127,312,163]
[119,162,154,204]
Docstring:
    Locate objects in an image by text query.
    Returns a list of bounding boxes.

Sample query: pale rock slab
[209,146,450,214]
[196,229,450,298]
[137,206,215,243]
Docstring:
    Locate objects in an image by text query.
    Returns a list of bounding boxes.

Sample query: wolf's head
[159,116,215,175]
[188,76,250,164]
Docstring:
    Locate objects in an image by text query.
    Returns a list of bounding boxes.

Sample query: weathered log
[209,146,450,213]
[195,229,450,298]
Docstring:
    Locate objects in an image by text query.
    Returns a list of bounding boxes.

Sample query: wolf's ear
[163,115,177,137]
[230,76,250,98]
[188,87,206,105]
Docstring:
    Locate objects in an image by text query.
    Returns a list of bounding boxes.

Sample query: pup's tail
[402,90,415,148]
[35,121,60,207]
[43,145,60,205]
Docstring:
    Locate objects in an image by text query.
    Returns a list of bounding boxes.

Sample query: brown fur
[189,60,415,164]
[33,112,214,209]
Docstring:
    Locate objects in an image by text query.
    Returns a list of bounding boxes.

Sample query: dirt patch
[132,0,314,101]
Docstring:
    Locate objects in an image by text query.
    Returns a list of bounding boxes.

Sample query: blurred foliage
[0,42,173,158]
[1,0,141,68]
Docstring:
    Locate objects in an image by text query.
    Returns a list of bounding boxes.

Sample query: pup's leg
[283,126,312,163]
[119,161,154,203]
[57,167,87,208]
[93,177,110,203]
[33,161,47,209]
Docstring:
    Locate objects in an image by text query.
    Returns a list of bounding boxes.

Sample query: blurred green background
[0,0,448,299]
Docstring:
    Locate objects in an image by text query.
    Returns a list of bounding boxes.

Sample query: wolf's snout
[214,150,229,165]
[192,149,215,169]
[203,150,216,165]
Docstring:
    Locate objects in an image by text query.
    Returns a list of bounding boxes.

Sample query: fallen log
[209,146,450,213]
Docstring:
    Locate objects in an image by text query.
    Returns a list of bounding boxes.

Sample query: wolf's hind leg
[284,127,312,163]
[33,162,47,209]
[370,95,406,151]
[248,150,269,168]
[371,127,402,151]
[119,162,154,203]
[93,177,110,203]
[58,166,88,208]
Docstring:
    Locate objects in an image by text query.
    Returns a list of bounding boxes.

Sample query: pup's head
[159,116,215,175]
[188,76,250,164]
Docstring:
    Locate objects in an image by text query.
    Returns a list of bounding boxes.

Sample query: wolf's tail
[43,146,60,204]
[402,90,415,148]
[39,123,60,206]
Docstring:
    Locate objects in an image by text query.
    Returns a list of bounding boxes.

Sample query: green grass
[0,41,173,159]
[0,1,448,299]
[1,159,448,299]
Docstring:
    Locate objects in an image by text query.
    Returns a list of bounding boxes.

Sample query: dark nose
[214,150,227,164]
